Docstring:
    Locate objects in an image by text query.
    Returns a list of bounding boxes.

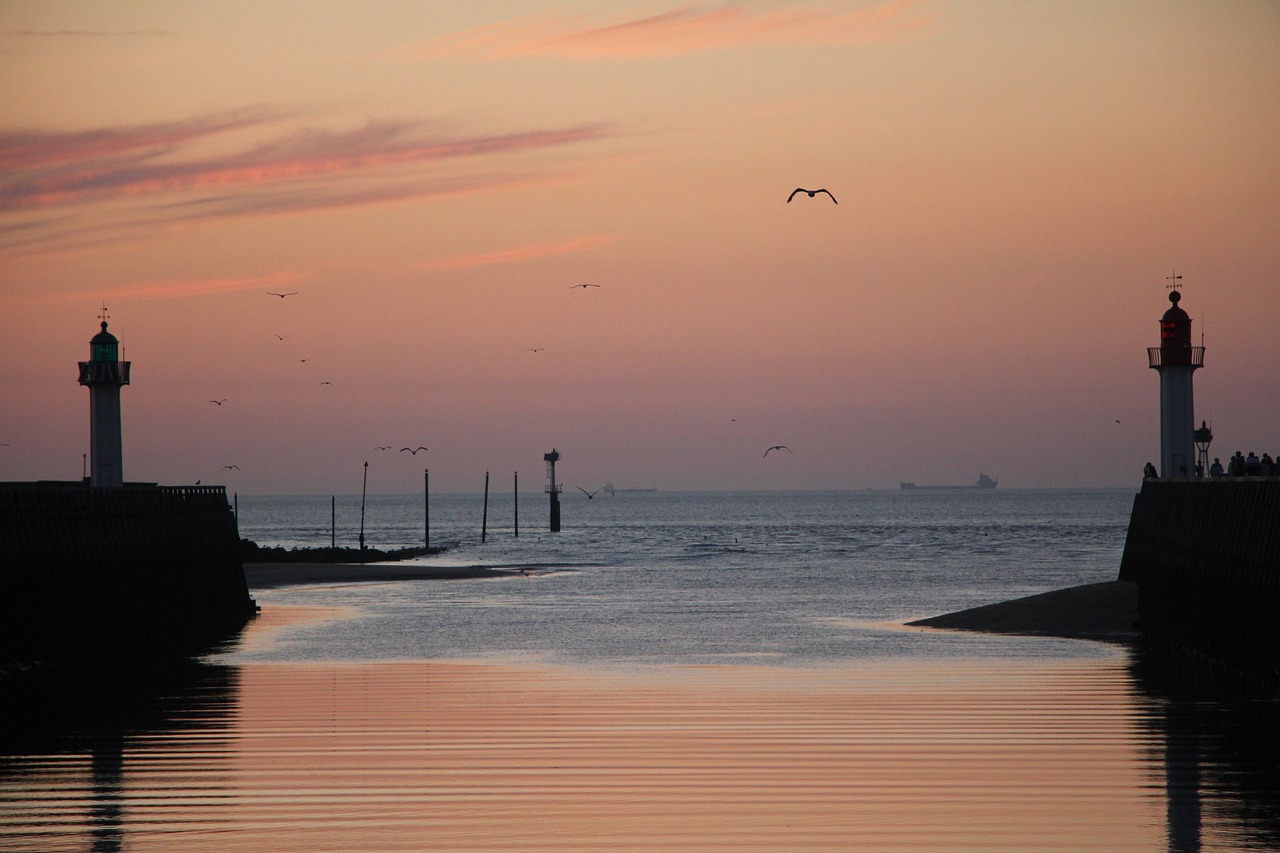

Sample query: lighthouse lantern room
[78,309,132,487]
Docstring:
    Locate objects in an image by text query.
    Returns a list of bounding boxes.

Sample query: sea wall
[1118,478,1280,690]
[0,483,257,662]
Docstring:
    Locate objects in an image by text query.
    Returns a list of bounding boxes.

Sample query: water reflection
[89,735,124,853]
[2,651,1277,851]
[1129,652,1280,852]
[0,659,240,853]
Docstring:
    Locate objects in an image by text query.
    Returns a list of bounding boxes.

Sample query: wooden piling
[482,472,490,543]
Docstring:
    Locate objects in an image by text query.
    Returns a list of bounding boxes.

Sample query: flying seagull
[569,283,600,289]
[527,347,545,352]
[221,465,240,471]
[375,445,391,451]
[320,381,333,385]
[401,446,428,455]
[209,399,227,406]
[267,291,299,298]
[274,334,287,341]
[764,445,793,457]
[787,188,837,204]
[576,486,600,499]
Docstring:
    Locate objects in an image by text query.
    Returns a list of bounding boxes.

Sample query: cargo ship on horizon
[900,473,998,491]
[604,481,657,495]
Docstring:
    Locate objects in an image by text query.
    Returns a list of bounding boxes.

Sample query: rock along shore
[908,580,1139,644]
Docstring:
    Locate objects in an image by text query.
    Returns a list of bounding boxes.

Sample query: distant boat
[604,481,657,496]
[900,473,998,491]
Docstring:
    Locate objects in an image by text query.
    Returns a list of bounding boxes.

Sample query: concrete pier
[0,482,257,662]
[1119,477,1280,690]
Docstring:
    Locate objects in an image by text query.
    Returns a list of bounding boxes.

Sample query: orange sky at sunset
[3,1,1277,494]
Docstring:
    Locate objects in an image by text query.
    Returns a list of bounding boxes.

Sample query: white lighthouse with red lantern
[1147,286,1203,477]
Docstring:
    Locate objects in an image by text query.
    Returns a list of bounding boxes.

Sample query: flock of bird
[205,189,827,481]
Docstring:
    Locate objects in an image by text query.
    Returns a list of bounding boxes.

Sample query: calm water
[3,489,1277,851]
[231,488,1134,665]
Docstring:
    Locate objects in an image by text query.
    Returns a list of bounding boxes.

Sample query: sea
[4,488,1278,852]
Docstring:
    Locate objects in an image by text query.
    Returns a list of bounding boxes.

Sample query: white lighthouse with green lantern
[78,308,131,487]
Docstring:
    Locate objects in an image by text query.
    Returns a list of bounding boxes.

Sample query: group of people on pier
[1208,451,1276,478]
[1143,451,1277,480]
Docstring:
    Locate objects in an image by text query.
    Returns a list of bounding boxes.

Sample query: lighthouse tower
[1147,288,1203,477]
[78,310,132,487]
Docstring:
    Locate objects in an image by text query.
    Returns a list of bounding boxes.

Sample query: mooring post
[359,461,368,551]
[514,471,519,537]
[424,467,430,550]
[482,471,490,543]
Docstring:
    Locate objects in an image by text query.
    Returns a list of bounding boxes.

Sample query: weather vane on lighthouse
[1165,271,1183,289]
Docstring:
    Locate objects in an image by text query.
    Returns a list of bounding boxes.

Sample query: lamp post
[1194,421,1213,478]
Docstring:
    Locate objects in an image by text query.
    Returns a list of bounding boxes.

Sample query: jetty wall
[1118,478,1280,689]
[0,483,256,662]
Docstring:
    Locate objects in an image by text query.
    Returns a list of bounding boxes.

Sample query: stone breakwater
[1119,477,1280,691]
[1,482,257,663]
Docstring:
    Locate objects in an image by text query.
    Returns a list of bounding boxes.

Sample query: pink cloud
[0,119,614,212]
[38,270,308,304]
[0,106,290,173]
[383,1,935,62]
[414,235,617,271]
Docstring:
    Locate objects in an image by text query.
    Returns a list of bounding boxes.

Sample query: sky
[2,0,1277,494]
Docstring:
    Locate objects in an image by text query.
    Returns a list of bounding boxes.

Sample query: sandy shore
[908,580,1139,643]
[243,562,521,589]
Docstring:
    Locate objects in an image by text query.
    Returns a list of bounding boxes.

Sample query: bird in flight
[787,188,837,204]
[274,334,287,341]
[569,283,600,289]
[375,445,391,451]
[319,381,333,385]
[401,446,428,455]
[221,465,240,471]
[576,486,600,499]
[267,291,299,298]
[527,347,545,352]
[299,358,309,363]
[764,445,793,457]
[209,399,227,406]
